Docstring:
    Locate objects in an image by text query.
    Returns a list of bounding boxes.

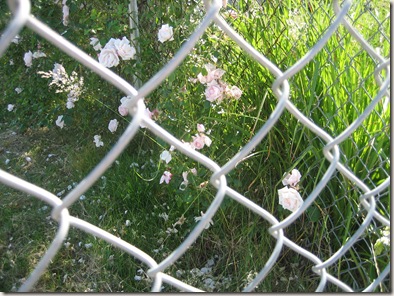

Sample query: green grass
[0,0,390,292]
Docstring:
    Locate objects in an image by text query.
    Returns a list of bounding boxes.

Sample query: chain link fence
[0,0,390,292]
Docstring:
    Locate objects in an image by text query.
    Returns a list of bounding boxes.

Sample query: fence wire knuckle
[0,0,390,292]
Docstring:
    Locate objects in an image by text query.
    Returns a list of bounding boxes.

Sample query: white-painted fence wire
[0,0,390,292]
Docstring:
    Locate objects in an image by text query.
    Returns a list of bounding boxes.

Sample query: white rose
[282,169,301,187]
[103,38,117,49]
[108,119,119,133]
[113,37,136,60]
[158,24,174,43]
[278,187,303,212]
[98,48,120,68]
[23,51,33,67]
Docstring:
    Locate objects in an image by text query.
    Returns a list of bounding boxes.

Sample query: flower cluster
[278,169,303,213]
[94,37,136,68]
[39,63,84,130]
[374,226,390,256]
[192,64,242,103]
[38,63,84,110]
[158,124,211,186]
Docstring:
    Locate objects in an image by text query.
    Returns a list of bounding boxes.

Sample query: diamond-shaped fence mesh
[0,0,390,292]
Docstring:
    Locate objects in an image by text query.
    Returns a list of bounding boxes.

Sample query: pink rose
[205,84,223,102]
[191,134,205,150]
[118,105,128,116]
[230,85,242,99]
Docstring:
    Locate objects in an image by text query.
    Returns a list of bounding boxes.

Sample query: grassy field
[0,0,390,292]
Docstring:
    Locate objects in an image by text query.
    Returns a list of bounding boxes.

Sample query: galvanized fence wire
[0,0,390,292]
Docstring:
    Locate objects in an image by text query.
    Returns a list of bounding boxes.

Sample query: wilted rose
[282,169,301,187]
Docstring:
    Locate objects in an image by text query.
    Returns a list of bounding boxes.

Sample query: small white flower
[202,134,212,147]
[197,124,205,133]
[62,4,70,26]
[194,211,214,229]
[56,115,65,129]
[160,150,172,164]
[90,37,102,51]
[12,35,20,44]
[159,171,172,184]
[125,220,131,226]
[158,24,174,43]
[32,51,46,59]
[158,213,169,221]
[23,51,33,67]
[179,171,189,191]
[108,119,119,133]
[7,104,14,112]
[93,135,104,147]
[15,87,23,94]
[66,100,75,109]
[84,243,93,249]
